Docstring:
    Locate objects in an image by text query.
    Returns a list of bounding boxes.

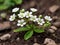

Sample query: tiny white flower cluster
[9,8,52,27]
[25,11,32,18]
[44,16,52,21]
[12,8,19,12]
[29,15,37,22]
[30,8,37,12]
[17,19,26,27]
[18,13,25,18]
[9,14,16,21]
[37,18,45,25]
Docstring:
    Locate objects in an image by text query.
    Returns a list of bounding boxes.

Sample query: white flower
[12,8,19,12]
[9,14,16,21]
[18,13,25,18]
[29,15,38,22]
[30,8,37,12]
[37,18,45,25]
[44,16,52,21]
[17,19,26,27]
[24,11,32,18]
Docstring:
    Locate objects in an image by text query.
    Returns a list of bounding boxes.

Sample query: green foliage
[14,26,30,32]
[13,0,22,4]
[24,30,33,40]
[0,0,4,3]
[44,21,51,27]
[0,0,22,10]
[11,8,52,40]
[34,28,44,33]
[14,24,44,40]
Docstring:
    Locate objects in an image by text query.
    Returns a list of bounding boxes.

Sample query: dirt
[0,0,60,45]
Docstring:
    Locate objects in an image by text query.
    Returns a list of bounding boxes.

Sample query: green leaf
[28,24,36,29]
[0,0,22,10]
[26,24,31,29]
[44,21,51,27]
[0,0,14,10]
[24,30,33,40]
[13,0,22,4]
[0,4,9,10]
[34,28,44,33]
[4,0,12,5]
[13,27,30,32]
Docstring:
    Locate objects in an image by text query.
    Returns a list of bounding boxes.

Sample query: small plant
[0,0,22,10]
[9,8,52,40]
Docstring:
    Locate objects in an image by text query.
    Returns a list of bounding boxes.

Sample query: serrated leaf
[34,28,44,33]
[13,27,30,32]
[24,30,33,40]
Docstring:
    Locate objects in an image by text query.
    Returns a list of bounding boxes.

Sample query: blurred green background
[0,0,22,10]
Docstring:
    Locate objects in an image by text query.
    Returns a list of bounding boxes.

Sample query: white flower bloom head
[30,8,37,12]
[18,13,25,18]
[9,14,16,21]
[17,19,26,27]
[37,18,45,25]
[24,11,32,18]
[29,15,38,22]
[44,16,52,21]
[12,8,19,12]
